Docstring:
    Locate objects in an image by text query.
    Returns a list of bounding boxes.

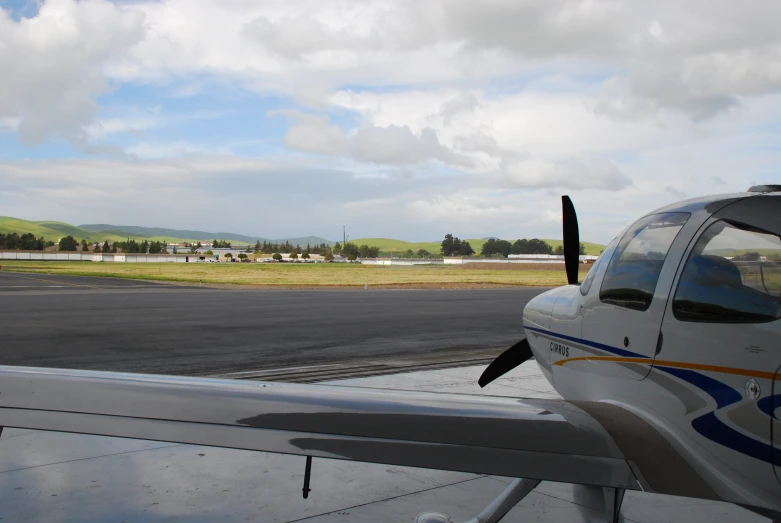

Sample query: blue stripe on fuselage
[524,326,648,359]
[525,326,776,466]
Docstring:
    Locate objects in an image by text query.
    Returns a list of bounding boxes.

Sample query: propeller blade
[562,195,580,285]
[478,338,533,388]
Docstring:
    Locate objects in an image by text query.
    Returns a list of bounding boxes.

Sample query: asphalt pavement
[0,271,548,375]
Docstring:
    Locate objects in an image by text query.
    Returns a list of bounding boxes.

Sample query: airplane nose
[523,287,561,332]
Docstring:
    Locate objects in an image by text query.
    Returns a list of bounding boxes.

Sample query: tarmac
[0,271,542,375]
[0,361,769,522]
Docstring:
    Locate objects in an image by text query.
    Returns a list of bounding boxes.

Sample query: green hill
[80,224,333,246]
[351,238,605,256]
[80,224,261,245]
[0,217,334,246]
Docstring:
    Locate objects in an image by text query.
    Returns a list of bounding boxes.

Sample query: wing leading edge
[0,366,703,496]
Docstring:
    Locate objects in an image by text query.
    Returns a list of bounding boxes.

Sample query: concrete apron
[0,362,770,523]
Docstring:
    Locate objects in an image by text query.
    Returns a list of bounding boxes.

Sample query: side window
[580,237,617,295]
[673,220,781,323]
[600,213,690,311]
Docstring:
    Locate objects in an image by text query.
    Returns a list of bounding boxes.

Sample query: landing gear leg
[603,487,625,523]
[416,477,541,523]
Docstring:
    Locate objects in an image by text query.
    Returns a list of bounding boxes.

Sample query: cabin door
[660,217,781,479]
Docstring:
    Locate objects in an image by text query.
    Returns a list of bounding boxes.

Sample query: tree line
[253,240,332,255]
[480,238,585,257]
[0,232,54,250]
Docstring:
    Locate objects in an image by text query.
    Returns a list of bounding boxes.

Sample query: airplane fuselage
[523,190,781,516]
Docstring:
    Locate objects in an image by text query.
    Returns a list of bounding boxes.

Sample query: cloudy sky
[1,0,780,243]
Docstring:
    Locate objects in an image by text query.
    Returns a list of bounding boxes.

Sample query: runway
[0,271,547,375]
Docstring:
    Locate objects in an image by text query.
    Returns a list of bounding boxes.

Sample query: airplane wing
[0,366,715,500]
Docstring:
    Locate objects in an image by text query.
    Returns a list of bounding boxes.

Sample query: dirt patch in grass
[0,261,573,287]
[459,262,591,271]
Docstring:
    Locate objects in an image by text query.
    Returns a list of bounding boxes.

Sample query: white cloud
[269,110,348,155]
[350,125,471,167]
[0,116,20,132]
[0,0,144,147]
[94,0,781,119]
[4,0,781,149]
[269,110,471,167]
[501,157,631,190]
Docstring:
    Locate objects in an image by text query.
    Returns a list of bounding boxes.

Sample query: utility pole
[343,226,346,246]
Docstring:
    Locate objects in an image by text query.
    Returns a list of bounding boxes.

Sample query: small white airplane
[1,186,780,522]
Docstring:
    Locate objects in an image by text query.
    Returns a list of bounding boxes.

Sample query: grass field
[352,237,605,255]
[0,261,584,287]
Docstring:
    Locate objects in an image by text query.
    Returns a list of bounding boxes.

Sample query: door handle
[655,332,664,355]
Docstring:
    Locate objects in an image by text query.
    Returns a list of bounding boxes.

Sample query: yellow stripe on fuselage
[553,356,776,380]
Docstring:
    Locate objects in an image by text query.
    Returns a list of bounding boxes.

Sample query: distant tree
[459,241,474,256]
[441,234,473,256]
[735,251,762,262]
[481,239,512,257]
[406,249,414,257]
[172,246,177,254]
[341,242,359,259]
[333,242,342,254]
[212,239,218,248]
[102,240,110,253]
[301,252,310,259]
[324,252,334,262]
[511,238,553,255]
[554,243,587,255]
[204,249,214,255]
[441,234,455,256]
[3,232,19,249]
[255,240,262,251]
[289,252,298,260]
[80,239,89,251]
[8,233,21,249]
[359,244,378,258]
[272,252,283,261]
[418,249,431,257]
[238,253,248,261]
[528,239,552,254]
[347,253,358,261]
[59,236,78,251]
[94,244,102,253]
[19,233,42,250]
[224,252,233,260]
